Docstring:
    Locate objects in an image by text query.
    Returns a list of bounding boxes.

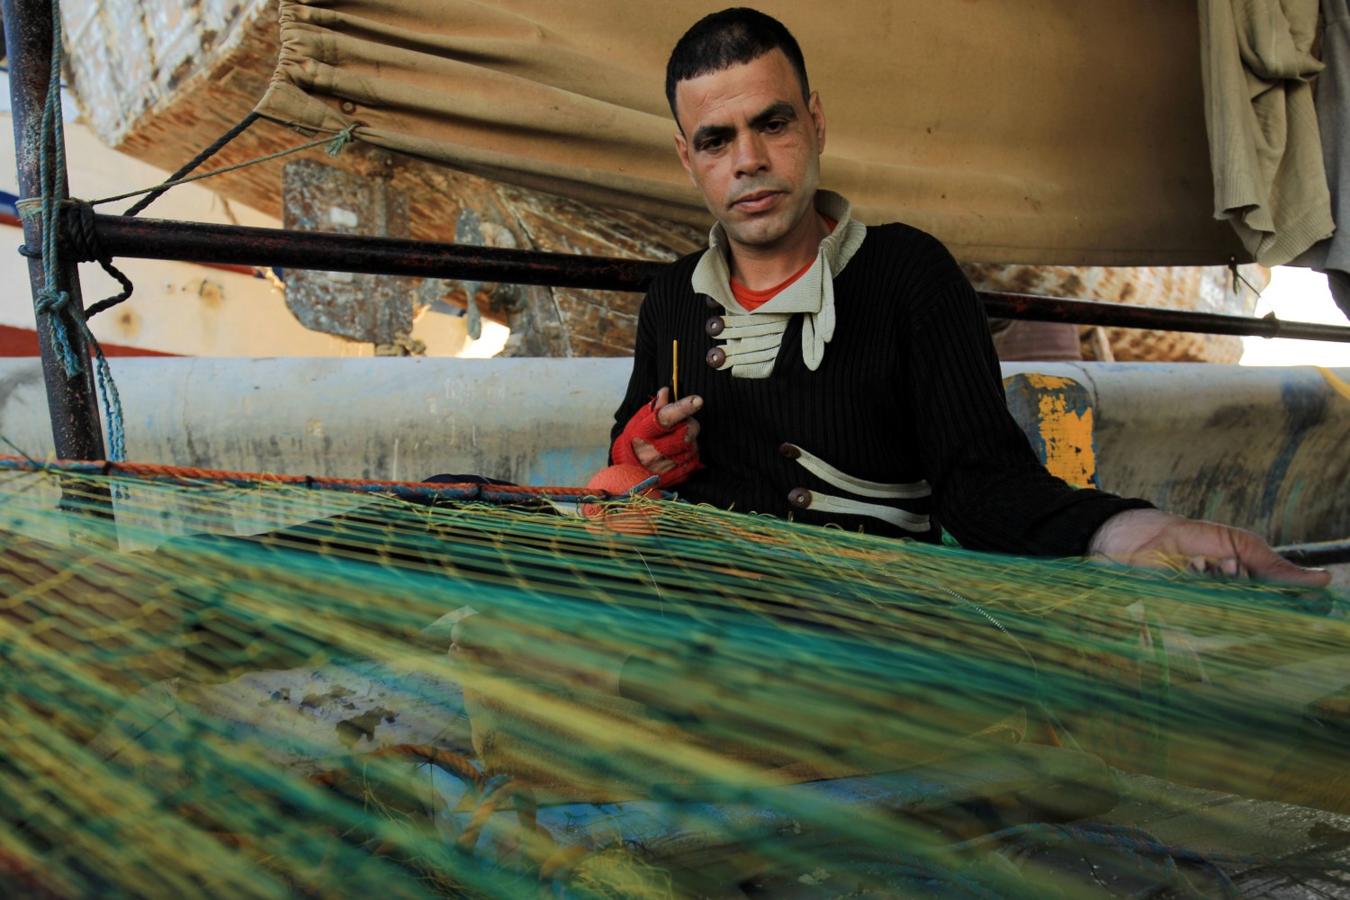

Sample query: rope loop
[33,288,80,378]
[33,287,70,315]
[62,200,101,263]
[325,123,358,157]
[61,201,134,317]
[19,201,136,316]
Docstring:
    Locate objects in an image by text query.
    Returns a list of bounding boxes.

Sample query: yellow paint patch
[1023,373,1077,391]
[1318,367,1350,402]
[1036,393,1096,486]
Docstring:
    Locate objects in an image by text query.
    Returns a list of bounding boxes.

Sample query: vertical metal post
[3,0,106,460]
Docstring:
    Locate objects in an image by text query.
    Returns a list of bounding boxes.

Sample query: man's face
[673,49,825,252]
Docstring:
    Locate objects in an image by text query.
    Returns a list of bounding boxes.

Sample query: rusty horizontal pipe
[93,213,664,292]
[977,292,1350,342]
[84,213,1350,343]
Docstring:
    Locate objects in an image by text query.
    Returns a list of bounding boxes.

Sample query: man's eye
[762,119,787,134]
[699,138,726,152]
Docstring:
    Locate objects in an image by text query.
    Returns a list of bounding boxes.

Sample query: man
[609,7,1327,584]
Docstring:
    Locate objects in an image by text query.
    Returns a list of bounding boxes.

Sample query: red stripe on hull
[0,324,180,357]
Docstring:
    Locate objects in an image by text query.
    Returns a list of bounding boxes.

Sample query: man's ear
[808,91,826,153]
[673,131,696,185]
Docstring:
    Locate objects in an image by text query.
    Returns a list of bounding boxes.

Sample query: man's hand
[1089,509,1330,587]
[611,388,703,488]
[630,388,702,476]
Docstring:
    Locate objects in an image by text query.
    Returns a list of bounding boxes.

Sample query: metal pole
[975,292,1350,343]
[88,214,1350,343]
[95,213,665,292]
[4,0,105,460]
[1274,538,1350,567]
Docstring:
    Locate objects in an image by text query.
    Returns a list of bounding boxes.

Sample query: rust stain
[195,279,225,309]
[299,685,353,709]
[116,308,141,339]
[336,707,398,748]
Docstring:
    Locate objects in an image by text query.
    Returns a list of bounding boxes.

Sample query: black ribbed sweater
[611,223,1151,556]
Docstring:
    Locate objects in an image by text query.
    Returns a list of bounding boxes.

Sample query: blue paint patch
[1002,376,1050,463]
[1258,381,1328,523]
[527,447,607,487]
[1281,479,1308,540]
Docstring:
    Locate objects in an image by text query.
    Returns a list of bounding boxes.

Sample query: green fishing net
[1,463,1347,898]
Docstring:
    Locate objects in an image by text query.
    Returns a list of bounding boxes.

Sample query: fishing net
[1,459,1348,898]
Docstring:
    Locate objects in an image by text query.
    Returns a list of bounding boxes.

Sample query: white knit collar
[691,190,867,376]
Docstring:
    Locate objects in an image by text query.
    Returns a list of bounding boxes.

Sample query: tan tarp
[257,0,1245,266]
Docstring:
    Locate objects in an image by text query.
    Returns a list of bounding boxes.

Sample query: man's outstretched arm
[1088,509,1329,585]
[906,251,1327,585]
[907,265,1147,556]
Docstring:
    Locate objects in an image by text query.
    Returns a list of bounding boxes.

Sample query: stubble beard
[723,188,816,252]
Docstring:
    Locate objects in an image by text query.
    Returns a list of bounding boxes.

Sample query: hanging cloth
[1198,0,1334,265]
[1295,0,1350,318]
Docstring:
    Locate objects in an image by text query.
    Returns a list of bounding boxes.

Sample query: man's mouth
[732,190,784,213]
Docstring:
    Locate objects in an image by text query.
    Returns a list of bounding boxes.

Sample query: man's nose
[732,130,769,177]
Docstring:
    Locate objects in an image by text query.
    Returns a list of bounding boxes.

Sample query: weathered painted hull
[0,358,1344,544]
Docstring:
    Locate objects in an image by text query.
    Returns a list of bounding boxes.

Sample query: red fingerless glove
[611,397,703,488]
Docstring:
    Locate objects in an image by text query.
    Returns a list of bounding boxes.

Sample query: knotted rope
[20,200,134,315]
[123,111,262,217]
[17,0,124,460]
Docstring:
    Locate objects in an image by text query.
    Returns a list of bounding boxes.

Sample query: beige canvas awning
[257,0,1245,266]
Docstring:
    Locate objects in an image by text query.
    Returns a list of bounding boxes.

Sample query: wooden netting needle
[672,340,680,401]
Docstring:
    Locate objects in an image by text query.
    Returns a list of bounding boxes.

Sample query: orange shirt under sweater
[729,218,838,311]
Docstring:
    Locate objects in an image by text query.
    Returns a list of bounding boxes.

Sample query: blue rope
[31,0,124,460]
[33,0,75,378]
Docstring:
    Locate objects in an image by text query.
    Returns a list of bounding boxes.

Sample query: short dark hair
[665,8,810,122]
